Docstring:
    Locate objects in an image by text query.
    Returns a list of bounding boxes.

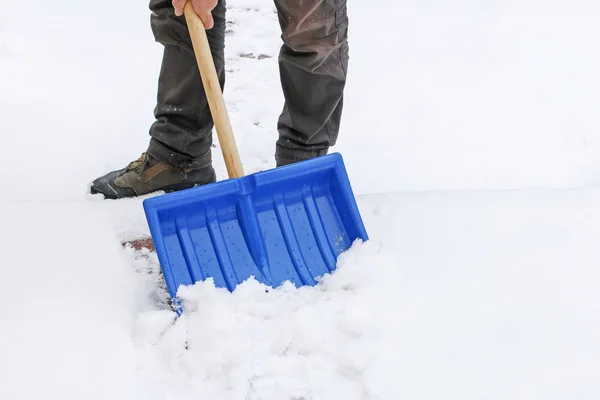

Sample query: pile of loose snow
[134,240,402,399]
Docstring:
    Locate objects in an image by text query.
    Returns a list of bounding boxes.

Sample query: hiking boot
[90,152,216,199]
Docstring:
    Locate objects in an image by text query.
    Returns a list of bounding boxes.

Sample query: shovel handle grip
[184,2,245,179]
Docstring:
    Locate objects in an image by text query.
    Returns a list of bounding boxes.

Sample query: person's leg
[272,0,349,166]
[148,0,227,169]
[90,0,227,199]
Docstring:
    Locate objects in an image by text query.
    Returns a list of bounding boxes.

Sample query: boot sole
[90,178,216,200]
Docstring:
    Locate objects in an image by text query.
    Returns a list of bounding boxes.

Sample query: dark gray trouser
[147,0,349,168]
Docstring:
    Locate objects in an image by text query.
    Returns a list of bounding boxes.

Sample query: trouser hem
[275,144,329,166]
[148,138,212,169]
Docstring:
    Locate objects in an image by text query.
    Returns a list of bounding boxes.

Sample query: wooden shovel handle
[184,2,245,178]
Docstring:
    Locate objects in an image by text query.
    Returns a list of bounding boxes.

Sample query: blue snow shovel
[142,3,369,314]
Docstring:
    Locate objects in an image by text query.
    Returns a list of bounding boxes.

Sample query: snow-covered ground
[1,0,600,399]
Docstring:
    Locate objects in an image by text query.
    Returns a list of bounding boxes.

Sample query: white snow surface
[1,0,600,399]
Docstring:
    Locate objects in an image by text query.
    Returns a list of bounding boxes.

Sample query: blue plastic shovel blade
[142,153,368,312]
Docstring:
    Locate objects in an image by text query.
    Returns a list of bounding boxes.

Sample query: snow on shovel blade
[142,153,368,312]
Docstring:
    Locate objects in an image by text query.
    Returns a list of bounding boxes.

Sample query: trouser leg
[273,0,349,166]
[147,0,227,169]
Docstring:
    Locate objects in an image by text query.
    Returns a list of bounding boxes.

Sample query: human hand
[172,0,218,29]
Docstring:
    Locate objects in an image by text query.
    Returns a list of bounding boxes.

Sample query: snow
[1,0,600,399]
[134,240,397,399]
[341,0,600,194]
[0,203,144,399]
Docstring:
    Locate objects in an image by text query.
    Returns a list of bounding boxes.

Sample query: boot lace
[127,153,147,171]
